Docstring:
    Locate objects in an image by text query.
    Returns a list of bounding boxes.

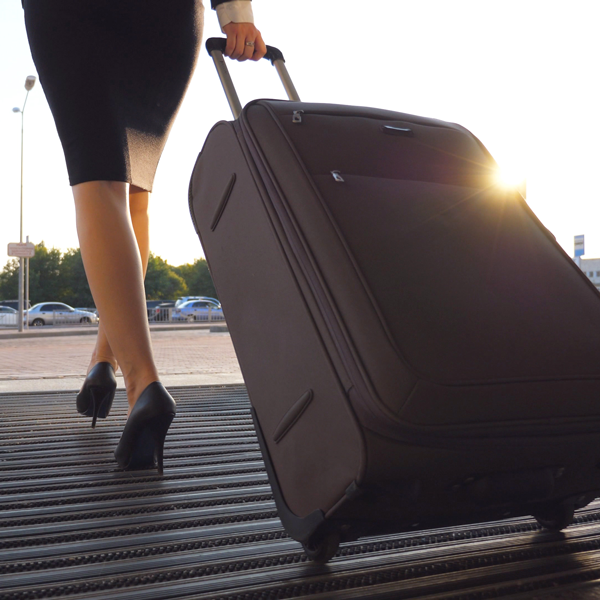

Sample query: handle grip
[205,37,285,65]
[206,37,300,120]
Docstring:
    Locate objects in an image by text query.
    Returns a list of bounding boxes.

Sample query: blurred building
[579,258,600,292]
[572,236,600,291]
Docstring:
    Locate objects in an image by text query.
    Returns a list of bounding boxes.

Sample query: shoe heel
[148,412,174,475]
[77,362,117,426]
[152,414,174,476]
[117,412,175,473]
[156,443,164,476]
[90,387,100,429]
[114,382,176,474]
[89,386,116,429]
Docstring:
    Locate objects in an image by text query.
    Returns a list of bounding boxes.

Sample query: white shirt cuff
[216,1,254,32]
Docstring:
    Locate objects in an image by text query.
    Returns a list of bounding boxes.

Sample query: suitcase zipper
[238,111,403,441]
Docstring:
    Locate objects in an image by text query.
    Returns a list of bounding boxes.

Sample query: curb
[0,322,226,340]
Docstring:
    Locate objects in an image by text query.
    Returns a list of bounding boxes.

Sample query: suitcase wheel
[533,503,575,531]
[302,531,340,564]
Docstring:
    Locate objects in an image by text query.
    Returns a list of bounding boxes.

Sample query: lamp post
[12,75,36,333]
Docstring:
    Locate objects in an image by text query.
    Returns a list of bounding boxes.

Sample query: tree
[174,258,217,299]
[26,243,63,305]
[0,259,19,300]
[0,242,65,305]
[60,248,94,307]
[0,243,65,304]
[144,253,188,300]
[0,243,91,307]
[0,245,212,306]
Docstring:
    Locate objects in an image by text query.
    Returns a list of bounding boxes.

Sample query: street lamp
[12,75,36,333]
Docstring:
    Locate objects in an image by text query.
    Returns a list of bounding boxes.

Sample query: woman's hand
[222,22,267,61]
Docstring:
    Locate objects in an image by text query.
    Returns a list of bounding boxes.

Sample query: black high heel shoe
[114,382,176,475]
[76,362,117,428]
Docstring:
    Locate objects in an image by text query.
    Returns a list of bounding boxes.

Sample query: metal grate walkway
[2,384,600,600]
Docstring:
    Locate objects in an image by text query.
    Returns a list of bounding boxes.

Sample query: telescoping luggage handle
[206,37,301,120]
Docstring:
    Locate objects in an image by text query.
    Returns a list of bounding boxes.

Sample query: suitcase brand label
[383,125,414,137]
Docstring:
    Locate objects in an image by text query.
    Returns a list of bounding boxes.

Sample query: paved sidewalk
[0,327,243,394]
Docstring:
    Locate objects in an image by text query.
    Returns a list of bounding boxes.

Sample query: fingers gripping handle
[206,37,301,120]
[205,37,285,64]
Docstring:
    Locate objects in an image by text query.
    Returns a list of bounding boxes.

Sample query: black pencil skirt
[24,0,204,191]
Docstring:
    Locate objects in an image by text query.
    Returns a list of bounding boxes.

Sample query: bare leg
[129,185,151,271]
[86,185,151,376]
[88,321,118,373]
[74,181,158,408]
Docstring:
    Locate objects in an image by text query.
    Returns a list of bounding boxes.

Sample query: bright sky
[1,1,599,268]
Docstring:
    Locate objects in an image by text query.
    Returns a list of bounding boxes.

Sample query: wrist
[216,1,254,32]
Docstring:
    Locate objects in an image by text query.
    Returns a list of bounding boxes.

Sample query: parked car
[0,300,31,311]
[25,302,99,326]
[151,301,177,322]
[75,307,98,316]
[171,299,225,322]
[146,300,174,319]
[175,296,220,308]
[0,305,17,326]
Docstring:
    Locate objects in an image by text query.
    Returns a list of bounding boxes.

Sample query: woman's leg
[89,322,118,373]
[86,185,151,377]
[74,180,158,408]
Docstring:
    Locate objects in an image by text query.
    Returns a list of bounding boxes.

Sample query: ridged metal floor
[3,385,600,600]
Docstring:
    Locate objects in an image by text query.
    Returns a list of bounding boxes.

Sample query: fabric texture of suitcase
[189,95,600,561]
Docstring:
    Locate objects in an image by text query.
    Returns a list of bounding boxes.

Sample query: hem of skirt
[68,175,153,193]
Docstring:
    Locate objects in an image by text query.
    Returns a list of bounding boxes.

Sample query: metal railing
[150,307,226,324]
[0,311,99,329]
[0,314,19,329]
[1,308,226,329]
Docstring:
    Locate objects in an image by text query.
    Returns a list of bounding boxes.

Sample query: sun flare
[496,166,526,195]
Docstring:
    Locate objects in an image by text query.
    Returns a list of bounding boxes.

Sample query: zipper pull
[292,110,304,124]
[331,170,345,183]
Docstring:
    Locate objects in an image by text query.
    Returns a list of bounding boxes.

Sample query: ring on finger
[245,41,255,47]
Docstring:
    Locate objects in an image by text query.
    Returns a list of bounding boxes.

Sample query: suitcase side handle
[206,37,301,120]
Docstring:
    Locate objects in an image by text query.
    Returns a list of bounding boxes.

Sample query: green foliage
[0,259,19,300]
[145,253,188,301]
[174,258,218,299]
[27,243,64,305]
[0,242,65,305]
[60,248,94,307]
[0,244,215,306]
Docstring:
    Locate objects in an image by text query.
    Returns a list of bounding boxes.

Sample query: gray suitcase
[189,39,600,562]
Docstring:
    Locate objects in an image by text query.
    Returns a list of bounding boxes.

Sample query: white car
[26,302,99,326]
[175,296,221,308]
[171,299,225,322]
[0,306,17,326]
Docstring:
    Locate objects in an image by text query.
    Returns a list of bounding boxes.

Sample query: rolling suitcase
[189,39,600,562]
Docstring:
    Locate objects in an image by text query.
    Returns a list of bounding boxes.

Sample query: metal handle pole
[206,38,300,120]
[273,60,300,102]
[210,50,243,120]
